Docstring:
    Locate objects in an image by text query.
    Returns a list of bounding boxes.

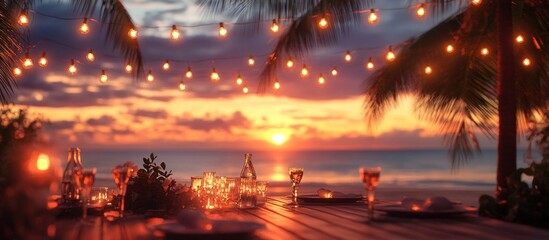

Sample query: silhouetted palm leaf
[0,1,22,104]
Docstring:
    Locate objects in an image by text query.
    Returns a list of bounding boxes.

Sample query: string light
[242,85,249,94]
[125,64,133,73]
[424,66,432,74]
[271,19,279,33]
[68,59,77,74]
[80,18,90,34]
[386,46,396,61]
[218,22,227,37]
[13,67,22,76]
[472,0,482,6]
[345,51,352,62]
[515,35,524,43]
[368,9,378,24]
[18,9,29,26]
[179,81,186,91]
[236,75,243,85]
[301,64,309,77]
[23,52,33,69]
[416,4,426,18]
[39,52,48,67]
[318,74,326,85]
[128,28,138,39]
[331,67,338,76]
[86,50,95,62]
[319,17,328,29]
[211,68,220,81]
[185,67,193,78]
[100,70,108,83]
[286,58,294,68]
[366,57,374,70]
[446,44,454,53]
[147,70,154,82]
[248,56,255,66]
[481,47,489,56]
[170,25,180,40]
[274,80,281,90]
[522,58,531,66]
[162,60,170,71]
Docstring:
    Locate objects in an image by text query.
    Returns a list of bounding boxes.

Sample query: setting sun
[271,133,288,145]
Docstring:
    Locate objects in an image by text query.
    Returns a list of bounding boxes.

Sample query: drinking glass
[81,168,96,219]
[112,166,131,217]
[256,181,268,205]
[359,166,381,220]
[226,177,240,207]
[190,176,203,200]
[201,172,216,209]
[288,167,304,206]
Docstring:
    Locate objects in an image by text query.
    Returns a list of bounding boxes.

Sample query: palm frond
[0,1,22,105]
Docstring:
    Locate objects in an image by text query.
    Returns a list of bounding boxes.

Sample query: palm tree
[0,0,143,104]
[199,0,549,198]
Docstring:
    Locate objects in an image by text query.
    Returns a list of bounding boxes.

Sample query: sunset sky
[11,0,503,151]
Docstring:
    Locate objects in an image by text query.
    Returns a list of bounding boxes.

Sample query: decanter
[61,147,84,204]
[239,153,257,208]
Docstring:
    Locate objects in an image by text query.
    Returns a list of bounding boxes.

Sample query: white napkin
[401,196,454,211]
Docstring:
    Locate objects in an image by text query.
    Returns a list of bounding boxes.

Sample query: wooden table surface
[54,196,549,240]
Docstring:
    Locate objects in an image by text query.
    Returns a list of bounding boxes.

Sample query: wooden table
[54,196,549,240]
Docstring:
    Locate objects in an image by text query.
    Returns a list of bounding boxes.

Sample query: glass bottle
[61,147,84,204]
[239,153,257,208]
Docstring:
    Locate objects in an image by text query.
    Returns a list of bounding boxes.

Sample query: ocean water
[55,149,532,191]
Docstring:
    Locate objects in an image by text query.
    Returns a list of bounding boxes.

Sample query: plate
[155,219,264,240]
[376,204,469,218]
[297,194,363,204]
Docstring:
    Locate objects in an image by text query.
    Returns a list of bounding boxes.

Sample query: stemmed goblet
[288,167,304,207]
[359,166,381,220]
[112,165,131,217]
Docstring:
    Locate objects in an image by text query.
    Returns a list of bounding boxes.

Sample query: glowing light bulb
[248,56,255,66]
[179,81,186,91]
[236,75,243,85]
[274,80,281,90]
[286,58,294,68]
[386,46,396,61]
[301,64,309,77]
[472,0,482,6]
[36,154,50,171]
[416,4,426,18]
[368,9,378,24]
[18,10,29,26]
[86,50,95,62]
[162,60,170,71]
[23,52,33,69]
[242,85,249,94]
[446,44,454,53]
[425,66,432,74]
[185,67,192,78]
[39,52,47,67]
[100,70,108,83]
[13,67,22,76]
[128,28,138,39]
[515,35,524,43]
[147,70,154,82]
[170,25,180,40]
[318,74,325,85]
[331,67,338,76]
[80,18,90,34]
[211,68,220,81]
[319,17,328,29]
[481,47,489,56]
[218,22,227,37]
[271,19,279,33]
[366,57,374,70]
[68,59,77,74]
[344,51,352,62]
[125,64,133,73]
[523,58,531,66]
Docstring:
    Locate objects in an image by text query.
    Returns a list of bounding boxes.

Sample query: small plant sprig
[142,153,172,181]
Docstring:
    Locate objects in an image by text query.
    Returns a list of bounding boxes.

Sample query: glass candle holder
[256,181,268,205]
[190,176,202,199]
[201,172,216,209]
[226,177,241,208]
[239,178,257,208]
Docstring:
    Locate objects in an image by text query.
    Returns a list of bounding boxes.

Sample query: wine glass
[288,167,304,206]
[112,166,131,217]
[359,166,381,220]
[81,168,96,219]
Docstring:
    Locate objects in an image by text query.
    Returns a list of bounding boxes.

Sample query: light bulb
[218,22,227,37]
[271,19,279,33]
[522,58,531,66]
[179,81,186,91]
[386,46,396,61]
[446,44,454,53]
[13,67,22,76]
[68,59,77,74]
[100,70,108,83]
[38,52,47,67]
[242,85,249,94]
[18,10,29,26]
[472,0,482,6]
[515,35,524,43]
[147,70,154,82]
[128,28,138,39]
[368,9,378,24]
[416,4,426,18]
[185,67,193,78]
[319,17,328,29]
[211,68,220,81]
[125,64,133,73]
[162,60,170,71]
[318,74,325,85]
[274,80,280,90]
[80,18,90,34]
[86,50,95,62]
[366,57,374,70]
[424,66,432,74]
[286,58,294,68]
[481,47,489,56]
[331,67,338,76]
[301,64,309,77]
[170,25,180,40]
[23,52,33,69]
[236,75,243,85]
[248,56,255,66]
[344,51,352,62]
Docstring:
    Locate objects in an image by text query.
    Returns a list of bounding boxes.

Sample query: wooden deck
[54,196,549,240]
